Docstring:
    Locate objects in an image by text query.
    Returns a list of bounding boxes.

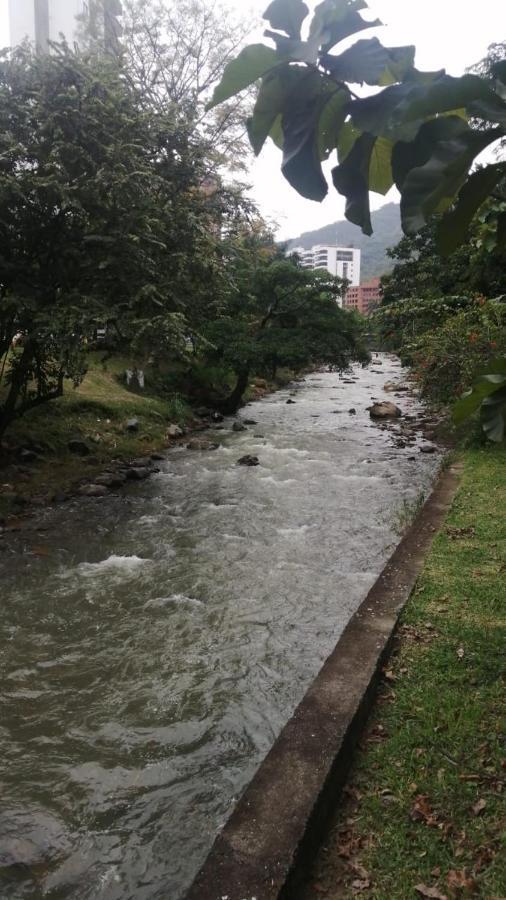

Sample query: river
[0,357,441,899]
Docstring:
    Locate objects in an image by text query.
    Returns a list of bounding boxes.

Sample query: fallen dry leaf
[471,798,487,817]
[411,795,439,827]
[415,884,448,899]
[447,868,478,893]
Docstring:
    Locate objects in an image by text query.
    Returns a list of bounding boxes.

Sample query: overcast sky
[0,0,503,239]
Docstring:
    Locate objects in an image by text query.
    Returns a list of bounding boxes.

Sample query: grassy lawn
[302,447,506,900]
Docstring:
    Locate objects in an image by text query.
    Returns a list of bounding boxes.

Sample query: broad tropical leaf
[207,45,278,110]
[281,72,336,200]
[437,163,506,255]
[309,0,381,53]
[322,38,415,86]
[453,358,506,443]
[247,67,306,155]
[263,0,309,39]
[332,132,377,234]
[392,117,502,234]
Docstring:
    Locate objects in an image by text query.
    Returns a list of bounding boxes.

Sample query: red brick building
[344,277,382,316]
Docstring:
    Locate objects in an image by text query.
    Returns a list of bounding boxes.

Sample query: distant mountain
[283,202,402,282]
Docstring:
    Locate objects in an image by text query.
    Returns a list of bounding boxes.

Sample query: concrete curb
[185,463,462,900]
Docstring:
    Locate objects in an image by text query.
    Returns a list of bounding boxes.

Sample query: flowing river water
[0,357,441,900]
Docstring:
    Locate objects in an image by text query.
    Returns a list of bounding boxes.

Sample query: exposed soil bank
[185,462,462,900]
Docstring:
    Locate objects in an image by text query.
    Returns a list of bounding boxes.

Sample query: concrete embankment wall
[185,463,462,900]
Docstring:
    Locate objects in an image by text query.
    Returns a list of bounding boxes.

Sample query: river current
[0,357,441,899]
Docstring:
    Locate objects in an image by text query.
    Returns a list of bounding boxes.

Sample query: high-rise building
[8,0,122,52]
[288,245,361,290]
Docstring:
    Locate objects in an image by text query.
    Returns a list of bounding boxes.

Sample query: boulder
[68,439,91,456]
[129,457,152,468]
[186,439,219,451]
[233,421,247,432]
[286,399,296,405]
[166,424,184,439]
[370,402,402,419]
[150,452,165,461]
[78,484,108,498]
[126,418,140,432]
[237,455,259,467]
[243,419,258,426]
[19,448,39,464]
[94,472,127,488]
[349,408,357,415]
[420,444,437,454]
[125,467,151,481]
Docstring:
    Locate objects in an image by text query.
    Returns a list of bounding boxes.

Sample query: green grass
[0,356,192,518]
[302,447,506,900]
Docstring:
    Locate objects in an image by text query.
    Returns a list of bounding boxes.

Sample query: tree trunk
[220,368,250,414]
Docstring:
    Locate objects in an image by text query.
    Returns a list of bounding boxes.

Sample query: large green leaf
[481,386,506,443]
[263,0,309,39]
[437,163,506,255]
[281,72,336,200]
[317,87,349,159]
[400,73,506,128]
[453,358,506,444]
[309,0,381,54]
[322,38,415,87]
[332,132,377,234]
[336,123,393,193]
[349,73,506,142]
[247,66,306,155]
[392,117,502,234]
[207,45,278,110]
[263,30,320,64]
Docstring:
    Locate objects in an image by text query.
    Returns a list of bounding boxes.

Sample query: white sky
[1,0,504,239]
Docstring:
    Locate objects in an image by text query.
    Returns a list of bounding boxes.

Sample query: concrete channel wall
[185,463,462,900]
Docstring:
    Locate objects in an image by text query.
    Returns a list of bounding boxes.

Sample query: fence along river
[0,357,440,899]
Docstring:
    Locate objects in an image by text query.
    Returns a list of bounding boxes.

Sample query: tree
[0,45,220,438]
[207,0,506,249]
[381,204,506,306]
[115,0,254,169]
[200,237,369,412]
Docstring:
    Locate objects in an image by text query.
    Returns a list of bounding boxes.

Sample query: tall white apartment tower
[288,245,361,301]
[8,0,122,52]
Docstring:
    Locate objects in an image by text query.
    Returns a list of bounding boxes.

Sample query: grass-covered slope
[302,447,506,899]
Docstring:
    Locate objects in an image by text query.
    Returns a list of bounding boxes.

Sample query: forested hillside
[284,202,402,281]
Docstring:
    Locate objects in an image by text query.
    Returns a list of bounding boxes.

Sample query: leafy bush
[406,298,506,405]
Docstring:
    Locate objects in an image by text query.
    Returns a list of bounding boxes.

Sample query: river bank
[0,357,444,899]
[0,359,292,525]
[299,446,505,900]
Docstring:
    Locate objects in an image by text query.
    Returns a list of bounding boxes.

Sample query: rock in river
[186,439,219,451]
[233,421,247,432]
[237,455,259,467]
[78,484,109,498]
[370,402,402,419]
